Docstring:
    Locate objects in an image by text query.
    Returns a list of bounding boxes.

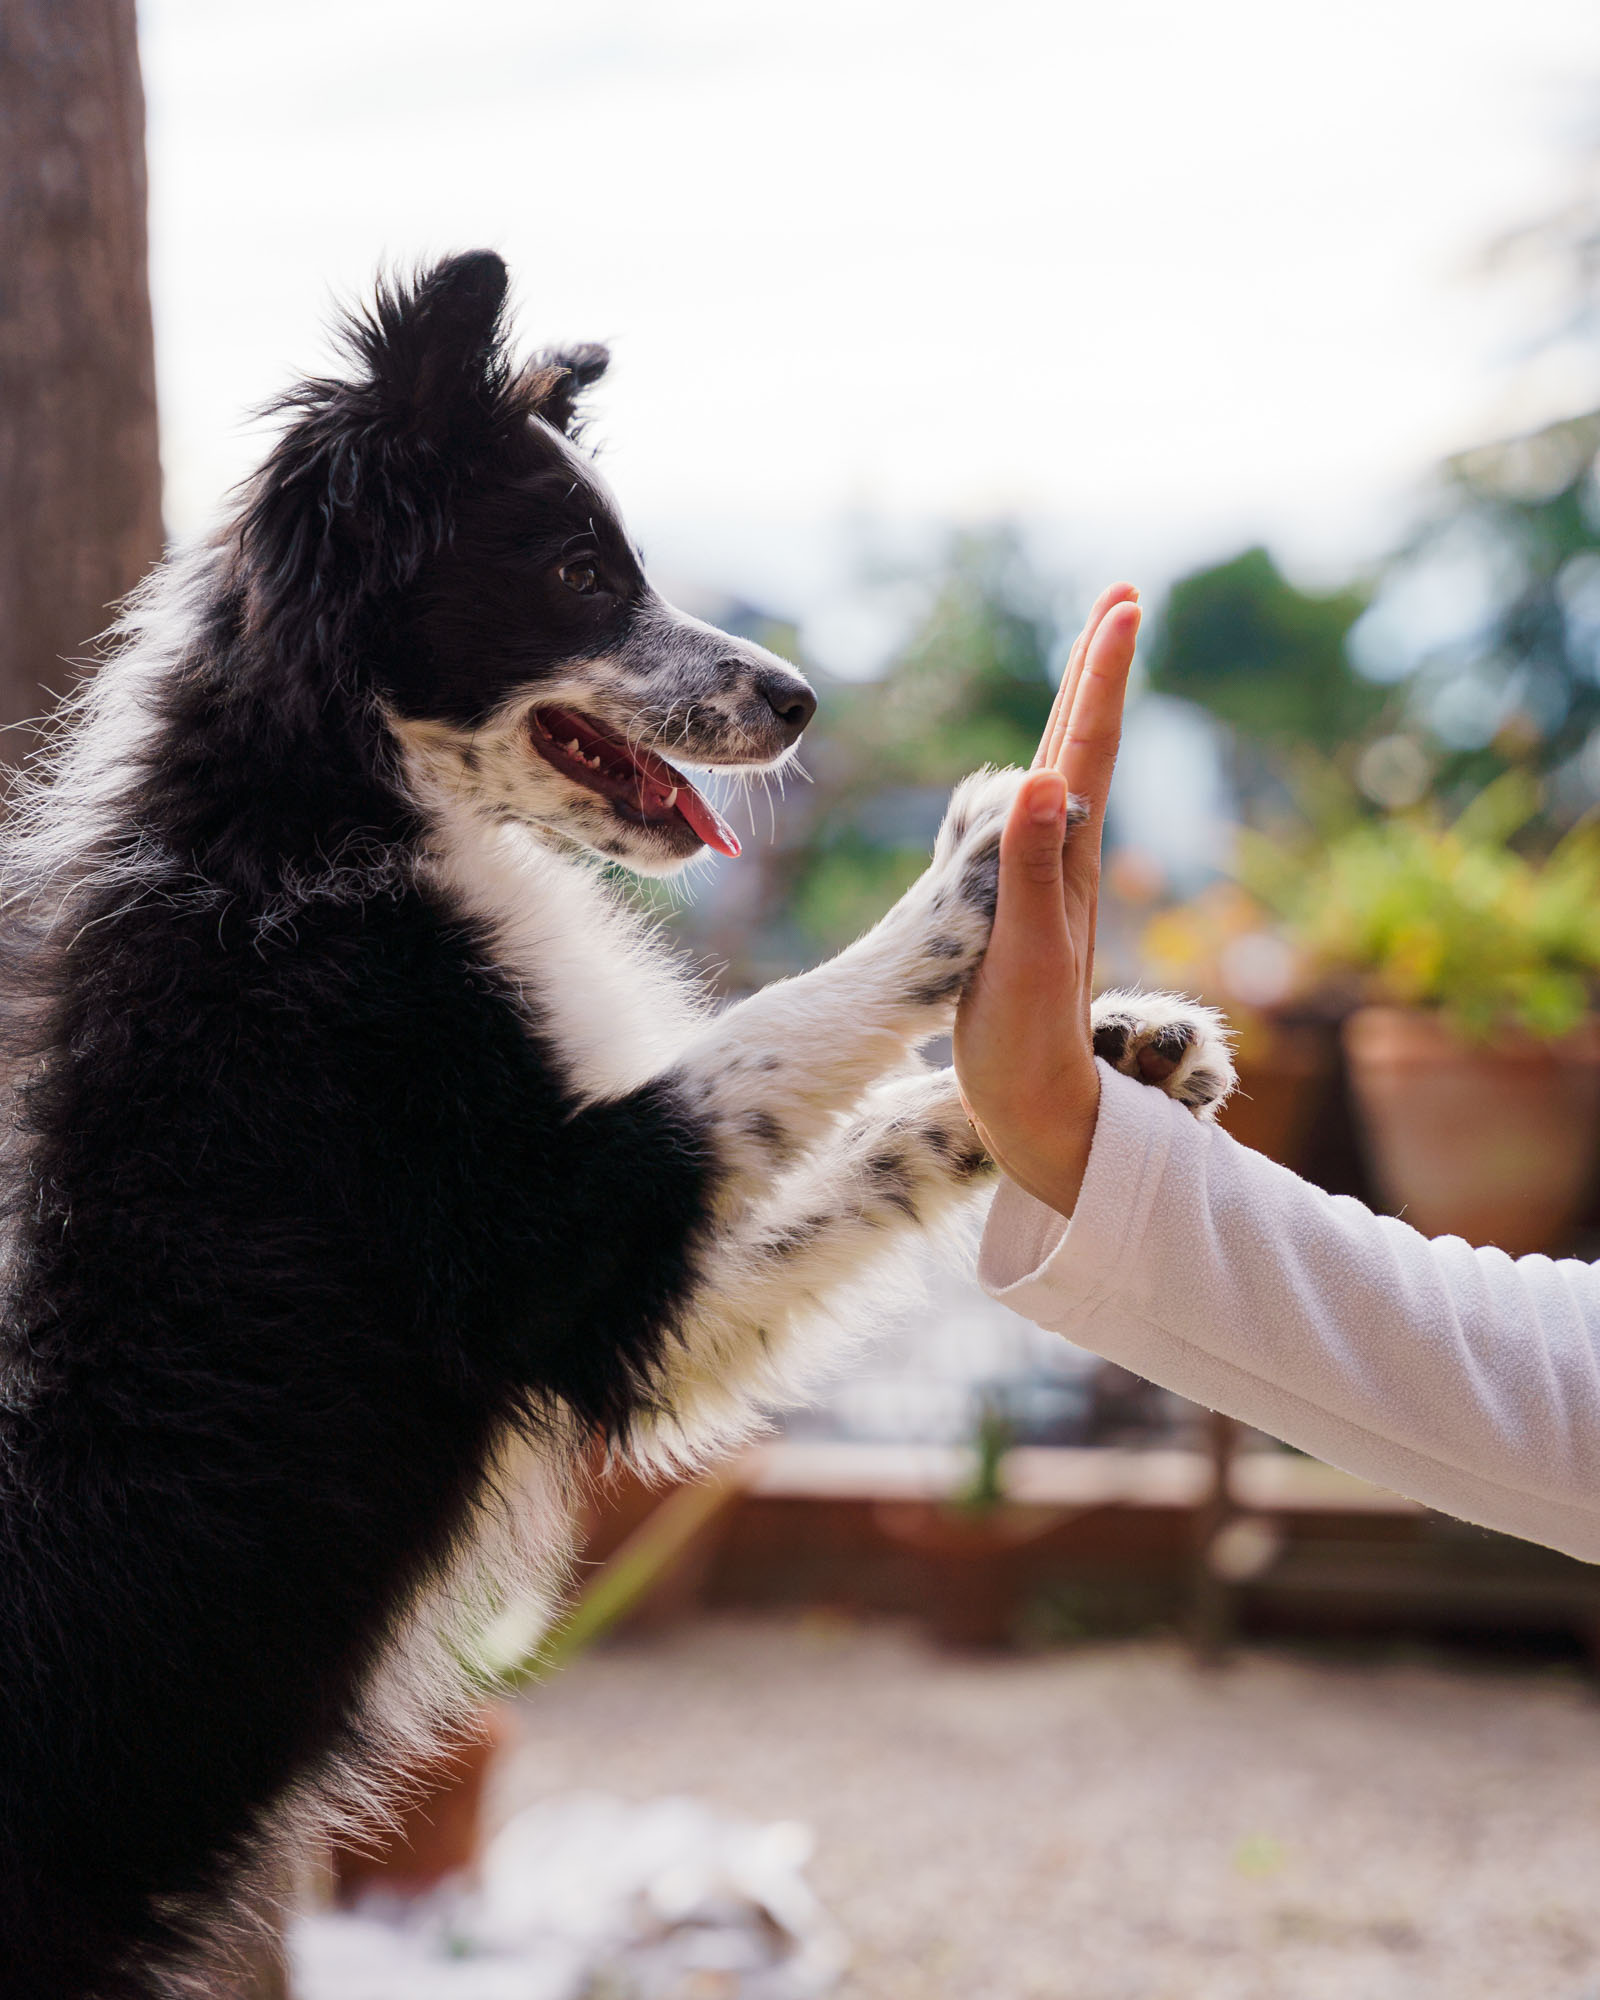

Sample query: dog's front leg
[631,988,1238,1459]
[662,769,1076,1217]
[633,1065,996,1459]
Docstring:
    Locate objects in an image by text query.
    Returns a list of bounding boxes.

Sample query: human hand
[952,583,1141,1215]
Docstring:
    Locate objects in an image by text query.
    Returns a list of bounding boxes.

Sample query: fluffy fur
[0,252,1233,1998]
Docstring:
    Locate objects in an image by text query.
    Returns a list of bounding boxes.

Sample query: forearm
[978,1062,1600,1561]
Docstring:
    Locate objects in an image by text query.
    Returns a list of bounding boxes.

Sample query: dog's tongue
[675,783,741,858]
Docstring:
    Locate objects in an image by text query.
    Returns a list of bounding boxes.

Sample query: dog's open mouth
[528,707,741,857]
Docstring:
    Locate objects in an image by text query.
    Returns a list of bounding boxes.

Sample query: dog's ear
[522,343,610,437]
[355,251,511,438]
[238,254,516,708]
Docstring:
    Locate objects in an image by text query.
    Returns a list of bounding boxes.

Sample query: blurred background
[11,2,1600,1995]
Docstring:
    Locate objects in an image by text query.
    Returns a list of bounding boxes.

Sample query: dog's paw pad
[1133,1021,1194,1084]
[1091,992,1236,1121]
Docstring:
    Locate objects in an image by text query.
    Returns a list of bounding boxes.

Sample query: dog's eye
[559,561,600,596]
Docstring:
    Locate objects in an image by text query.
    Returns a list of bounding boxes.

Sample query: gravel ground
[489,1614,1600,2000]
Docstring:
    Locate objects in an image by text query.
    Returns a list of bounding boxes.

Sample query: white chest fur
[415,791,706,1103]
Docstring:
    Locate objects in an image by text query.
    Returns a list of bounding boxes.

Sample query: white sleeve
[977,1060,1600,1562]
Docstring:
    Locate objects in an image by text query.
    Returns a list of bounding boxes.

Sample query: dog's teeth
[565,739,581,755]
[665,788,678,808]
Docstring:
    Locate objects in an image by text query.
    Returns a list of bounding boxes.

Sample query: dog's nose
[753,666,818,742]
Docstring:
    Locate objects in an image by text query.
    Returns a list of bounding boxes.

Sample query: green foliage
[787,834,928,957]
[783,525,1063,956]
[1147,546,1383,749]
[1242,774,1600,1040]
[864,526,1059,784]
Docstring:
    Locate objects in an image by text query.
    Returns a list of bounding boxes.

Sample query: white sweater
[976,1060,1600,1563]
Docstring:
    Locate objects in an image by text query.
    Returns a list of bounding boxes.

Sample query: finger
[1053,582,1139,771]
[1035,582,1132,771]
[1053,605,1136,1023]
[1058,599,1140,830]
[988,769,1073,977]
[1035,582,1139,771]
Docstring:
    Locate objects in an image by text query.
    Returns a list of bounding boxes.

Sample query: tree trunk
[0,0,162,764]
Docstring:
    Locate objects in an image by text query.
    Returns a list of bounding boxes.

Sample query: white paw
[930,764,1087,893]
[930,766,1029,881]
[1090,989,1236,1120]
[894,767,1086,1007]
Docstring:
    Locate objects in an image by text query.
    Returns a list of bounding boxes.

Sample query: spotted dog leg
[664,766,1082,1221]
[638,1068,996,1456]
[1089,988,1236,1119]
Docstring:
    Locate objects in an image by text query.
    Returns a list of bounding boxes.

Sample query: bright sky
[140,0,1600,671]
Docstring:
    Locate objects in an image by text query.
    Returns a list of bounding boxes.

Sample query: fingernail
[1028,773,1067,823]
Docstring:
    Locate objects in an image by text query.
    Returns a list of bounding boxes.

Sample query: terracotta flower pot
[329,1704,515,1900]
[1342,1006,1600,1255]
[873,1501,1067,1649]
[1219,1022,1335,1172]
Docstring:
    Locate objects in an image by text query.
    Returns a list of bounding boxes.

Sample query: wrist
[977,1061,1101,1218]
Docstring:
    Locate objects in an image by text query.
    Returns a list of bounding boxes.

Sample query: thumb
[991,770,1071,967]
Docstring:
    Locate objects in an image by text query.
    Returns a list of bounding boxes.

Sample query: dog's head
[240,251,815,873]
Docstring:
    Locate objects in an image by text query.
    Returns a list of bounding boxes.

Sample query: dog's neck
[406,768,709,1103]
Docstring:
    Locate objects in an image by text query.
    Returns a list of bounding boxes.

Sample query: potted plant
[329,1465,747,1899]
[874,1396,1069,1648]
[1136,881,1334,1172]
[328,1706,516,1900]
[1251,777,1600,1254]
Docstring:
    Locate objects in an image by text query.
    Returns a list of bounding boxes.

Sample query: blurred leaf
[1147,547,1382,749]
[1243,789,1600,1040]
[781,525,1064,955]
[790,837,928,955]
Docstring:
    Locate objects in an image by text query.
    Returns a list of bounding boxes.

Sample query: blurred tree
[780,526,1063,957]
[1146,546,1381,751]
[1485,131,1600,388]
[1393,413,1600,783]
[866,525,1060,783]
[670,527,1068,981]
[0,0,162,762]
[1359,125,1600,798]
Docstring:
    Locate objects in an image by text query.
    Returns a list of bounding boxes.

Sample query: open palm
[952,583,1142,1214]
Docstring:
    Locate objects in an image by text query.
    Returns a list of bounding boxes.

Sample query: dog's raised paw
[912,767,1089,984]
[932,767,1090,899]
[1090,989,1236,1120]
[884,767,1091,1015]
[890,769,1024,1007]
[931,767,1027,917]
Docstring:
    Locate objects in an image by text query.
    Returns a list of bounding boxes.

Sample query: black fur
[0,254,768,1997]
[908,969,970,1006]
[863,1150,918,1221]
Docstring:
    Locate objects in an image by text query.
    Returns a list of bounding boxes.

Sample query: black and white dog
[0,252,1231,1998]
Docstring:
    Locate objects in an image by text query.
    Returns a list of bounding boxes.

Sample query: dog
[0,251,1233,1997]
